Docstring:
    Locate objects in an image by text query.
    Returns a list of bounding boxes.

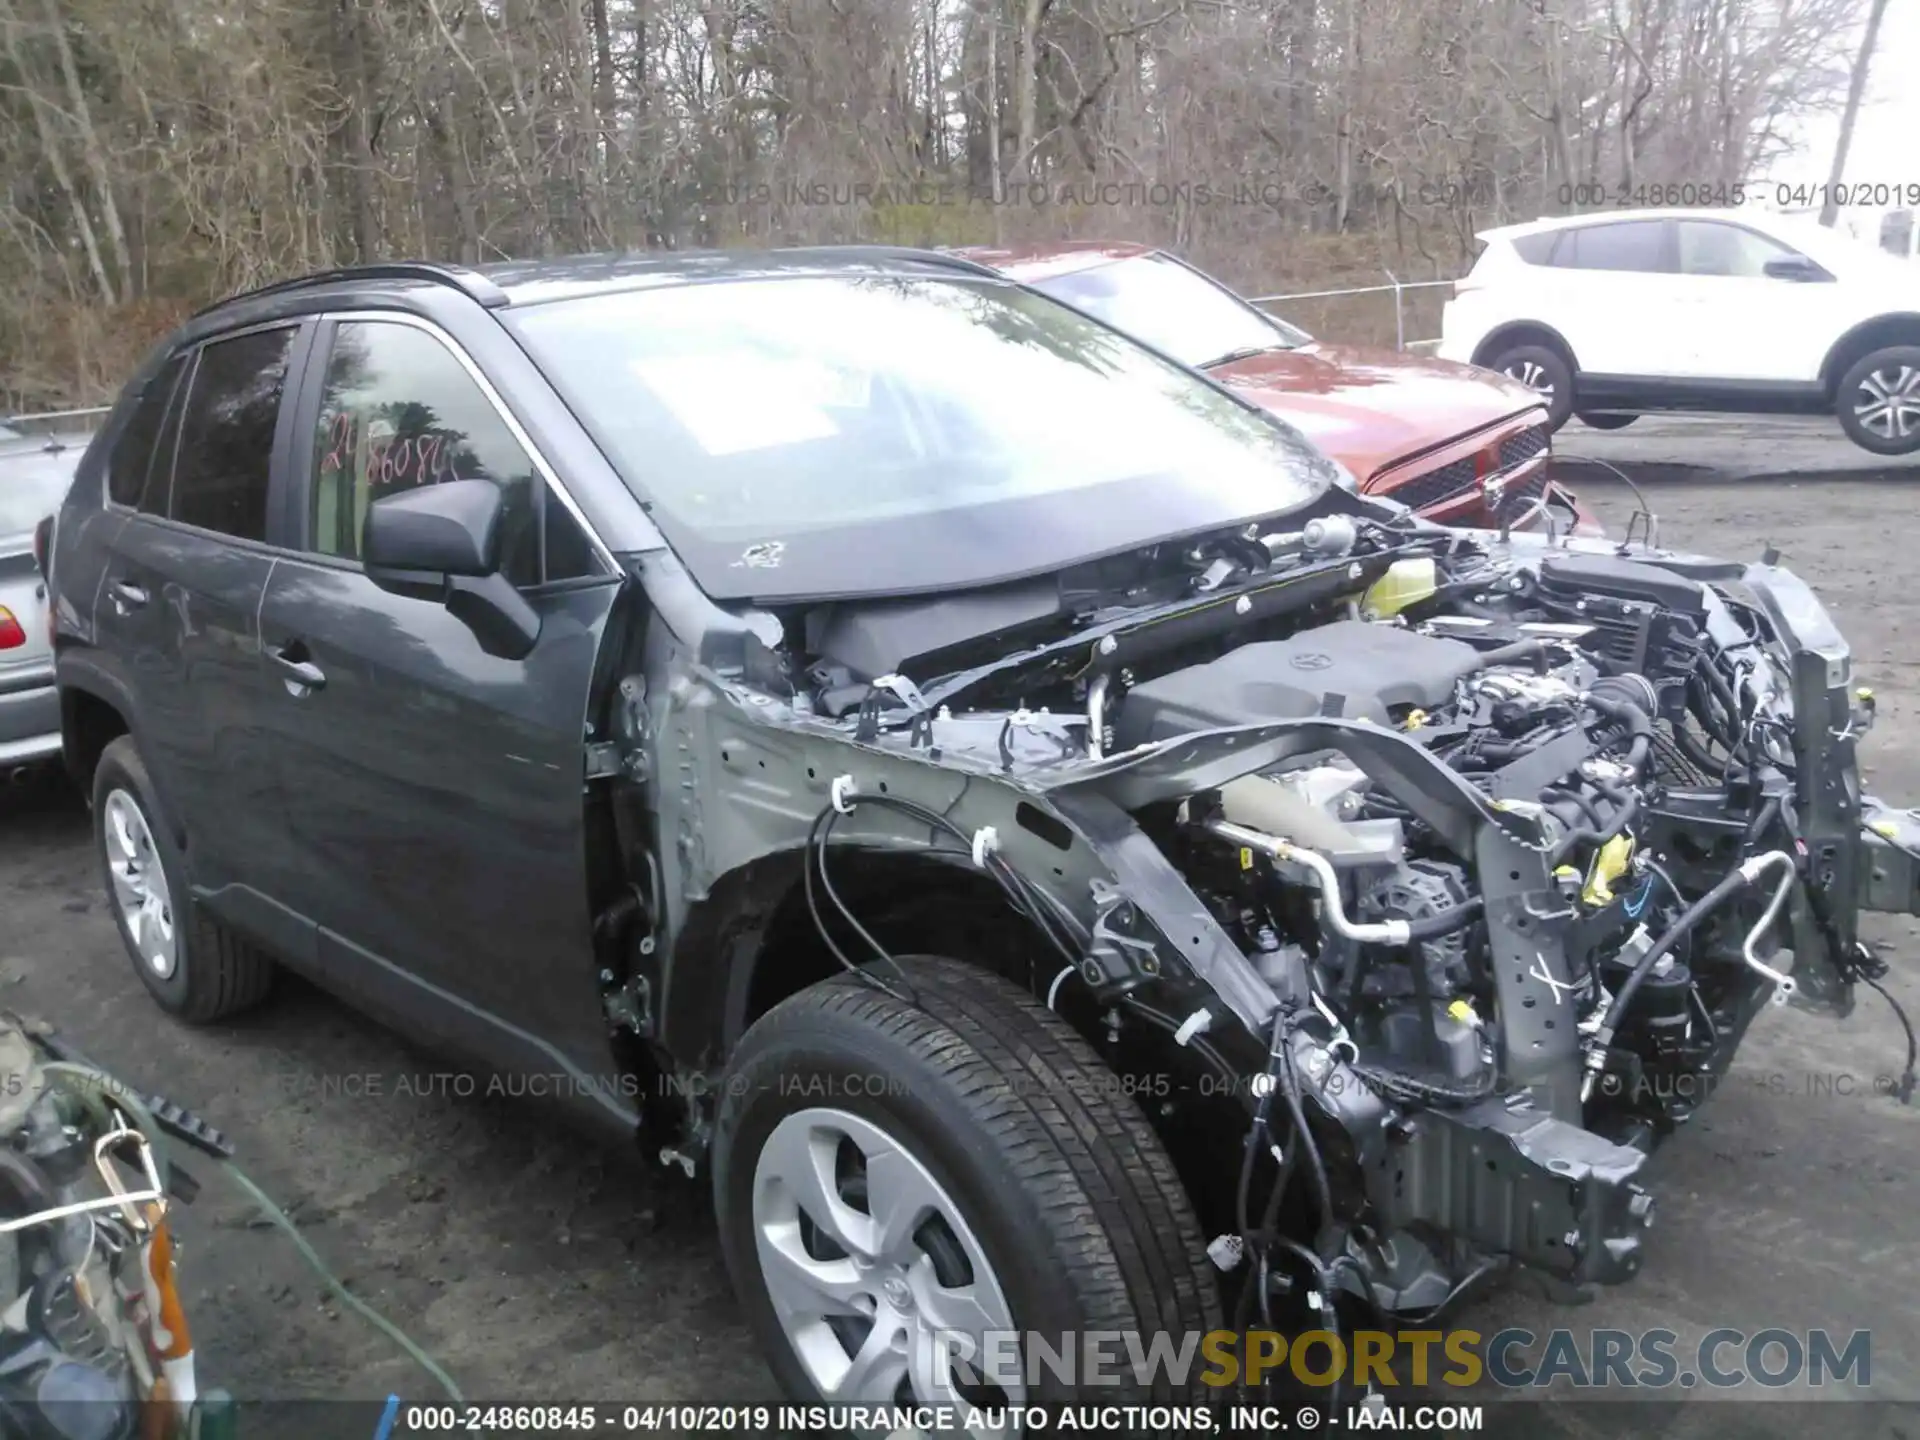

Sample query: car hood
[1207,343,1540,480]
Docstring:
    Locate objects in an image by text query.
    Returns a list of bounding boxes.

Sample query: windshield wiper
[1203,343,1286,368]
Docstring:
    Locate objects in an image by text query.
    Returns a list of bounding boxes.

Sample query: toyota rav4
[42,249,1920,1421]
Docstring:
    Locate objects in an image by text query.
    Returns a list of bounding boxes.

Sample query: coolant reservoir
[1361,557,1438,620]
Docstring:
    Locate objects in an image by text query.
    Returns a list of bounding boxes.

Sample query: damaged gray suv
[44,250,1920,1415]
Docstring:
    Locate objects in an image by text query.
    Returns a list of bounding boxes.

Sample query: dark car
[2,419,94,776]
[45,250,1920,1416]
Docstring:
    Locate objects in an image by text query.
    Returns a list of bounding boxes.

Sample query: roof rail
[191,261,510,320]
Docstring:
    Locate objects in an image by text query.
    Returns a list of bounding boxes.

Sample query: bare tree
[1821,0,1889,226]
[0,0,1879,408]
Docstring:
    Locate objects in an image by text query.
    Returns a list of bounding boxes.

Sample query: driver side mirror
[363,479,541,660]
[1763,255,1828,283]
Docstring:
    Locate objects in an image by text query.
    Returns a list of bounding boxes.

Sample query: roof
[196,246,1008,321]
[954,241,1154,282]
[1476,207,1778,242]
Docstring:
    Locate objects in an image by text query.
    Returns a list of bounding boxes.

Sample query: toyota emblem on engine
[1291,651,1333,670]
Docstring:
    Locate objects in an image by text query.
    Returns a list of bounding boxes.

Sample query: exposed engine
[687,490,1915,1330]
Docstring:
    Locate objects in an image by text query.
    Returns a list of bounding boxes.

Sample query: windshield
[508,272,1336,600]
[0,451,77,538]
[1032,253,1311,369]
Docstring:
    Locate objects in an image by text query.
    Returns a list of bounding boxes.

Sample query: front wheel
[1837,346,1920,455]
[713,958,1219,1418]
[1488,343,1576,431]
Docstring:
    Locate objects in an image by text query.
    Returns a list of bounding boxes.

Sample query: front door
[1669,219,1833,384]
[257,314,627,1107]
[1541,218,1693,378]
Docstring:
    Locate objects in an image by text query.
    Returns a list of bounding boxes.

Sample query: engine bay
[644,492,1916,1326]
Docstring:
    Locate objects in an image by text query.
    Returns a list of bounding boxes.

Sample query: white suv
[1440,207,1920,455]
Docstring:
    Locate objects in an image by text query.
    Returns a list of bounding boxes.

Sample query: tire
[1836,345,1920,456]
[1488,342,1575,431]
[92,736,274,1022]
[713,957,1220,1410]
[1576,411,1638,430]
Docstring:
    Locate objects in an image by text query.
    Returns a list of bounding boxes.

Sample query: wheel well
[60,688,128,793]
[1819,314,1920,398]
[728,847,1245,1240]
[1471,322,1577,372]
[741,849,1055,1031]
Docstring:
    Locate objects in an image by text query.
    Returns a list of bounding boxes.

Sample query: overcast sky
[1778,3,1919,193]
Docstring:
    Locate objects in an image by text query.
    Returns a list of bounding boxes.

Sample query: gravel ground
[1,445,1917,1435]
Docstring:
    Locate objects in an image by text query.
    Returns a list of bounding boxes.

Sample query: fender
[52,651,190,843]
[1817,312,1920,394]
[1471,320,1581,372]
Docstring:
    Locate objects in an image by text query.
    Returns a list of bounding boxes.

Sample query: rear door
[93,324,314,955]
[258,312,628,1102]
[1534,219,1689,378]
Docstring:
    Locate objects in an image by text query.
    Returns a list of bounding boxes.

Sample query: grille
[1499,423,1550,469]
[1386,455,1477,511]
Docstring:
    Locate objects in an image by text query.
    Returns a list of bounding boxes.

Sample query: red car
[962,242,1597,533]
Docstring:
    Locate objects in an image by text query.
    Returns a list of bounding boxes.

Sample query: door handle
[269,644,327,692]
[108,579,149,612]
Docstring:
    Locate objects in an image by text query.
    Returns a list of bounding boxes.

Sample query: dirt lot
[3,433,1918,1435]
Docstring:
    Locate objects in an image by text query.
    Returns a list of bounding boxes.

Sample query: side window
[1676,221,1794,278]
[1556,221,1669,273]
[170,327,297,541]
[309,321,596,587]
[1511,232,1559,265]
[107,354,188,511]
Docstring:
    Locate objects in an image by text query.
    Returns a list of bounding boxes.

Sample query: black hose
[1593,864,1757,1050]
[1584,686,1654,775]
[1403,896,1484,940]
[1276,1013,1336,1234]
[1543,785,1603,827]
[1466,638,1550,673]
[1548,781,1639,866]
[1860,974,1917,1105]
[1700,659,1744,736]
[1742,795,1782,854]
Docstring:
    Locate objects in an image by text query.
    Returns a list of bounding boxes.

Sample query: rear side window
[1510,232,1560,265]
[308,320,597,587]
[1554,221,1669,273]
[169,327,297,542]
[107,354,188,511]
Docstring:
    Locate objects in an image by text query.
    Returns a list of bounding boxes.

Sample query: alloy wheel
[752,1107,1022,1426]
[1854,364,1920,443]
[1504,359,1553,399]
[103,789,176,980]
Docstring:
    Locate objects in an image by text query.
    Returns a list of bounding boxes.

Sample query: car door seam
[257,556,277,654]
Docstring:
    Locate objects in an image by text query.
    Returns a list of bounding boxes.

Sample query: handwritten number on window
[322,413,457,488]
